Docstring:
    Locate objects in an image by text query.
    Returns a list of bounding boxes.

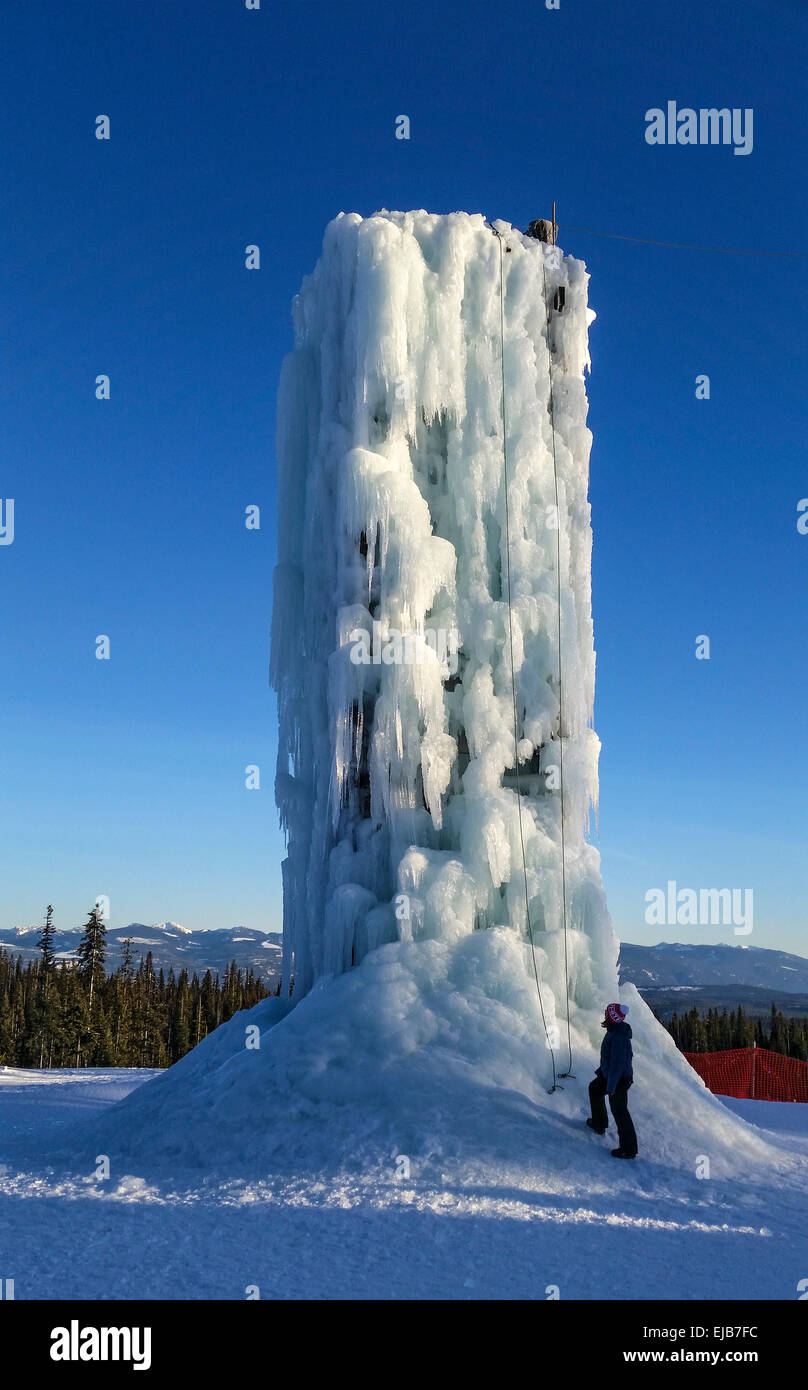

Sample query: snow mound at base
[76,931,789,1185]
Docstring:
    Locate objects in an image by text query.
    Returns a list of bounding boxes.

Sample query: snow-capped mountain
[0,923,282,980]
[619,941,808,992]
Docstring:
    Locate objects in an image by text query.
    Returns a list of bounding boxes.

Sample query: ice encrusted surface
[45,938,793,1185]
[271,209,611,1017]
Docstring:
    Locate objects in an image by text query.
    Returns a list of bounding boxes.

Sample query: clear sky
[1,0,806,954]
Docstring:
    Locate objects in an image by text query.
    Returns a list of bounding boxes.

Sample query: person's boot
[611,1148,636,1159]
[586,1118,607,1135]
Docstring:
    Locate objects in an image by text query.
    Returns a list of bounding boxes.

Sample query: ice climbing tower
[271,210,618,1016]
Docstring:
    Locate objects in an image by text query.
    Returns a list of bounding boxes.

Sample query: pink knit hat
[605,1002,628,1024]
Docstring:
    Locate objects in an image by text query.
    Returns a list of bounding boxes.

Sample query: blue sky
[1,0,806,953]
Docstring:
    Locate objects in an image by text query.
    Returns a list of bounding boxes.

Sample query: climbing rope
[492,224,561,1092]
[539,243,574,1080]
[557,221,808,259]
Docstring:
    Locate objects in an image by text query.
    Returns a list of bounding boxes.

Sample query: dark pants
[589,1073,638,1156]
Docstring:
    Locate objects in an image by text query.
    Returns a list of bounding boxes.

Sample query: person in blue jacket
[586,1002,638,1159]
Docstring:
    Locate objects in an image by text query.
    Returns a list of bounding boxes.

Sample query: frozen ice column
[271,210,618,1012]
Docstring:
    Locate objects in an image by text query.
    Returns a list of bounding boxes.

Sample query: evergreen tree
[75,906,107,1015]
[38,905,56,977]
[58,965,89,1067]
[120,937,135,981]
[110,942,133,1065]
[75,907,108,1064]
[172,969,191,1060]
[35,905,58,1065]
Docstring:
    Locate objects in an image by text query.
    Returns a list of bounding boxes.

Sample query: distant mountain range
[2,929,806,1012]
[619,942,808,992]
[0,922,282,981]
[618,942,808,1020]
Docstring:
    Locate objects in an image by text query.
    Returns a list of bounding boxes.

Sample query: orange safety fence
[683,1046,808,1102]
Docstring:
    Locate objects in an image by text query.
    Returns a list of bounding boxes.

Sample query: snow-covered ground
[1,941,806,1302]
[718,1095,808,1139]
